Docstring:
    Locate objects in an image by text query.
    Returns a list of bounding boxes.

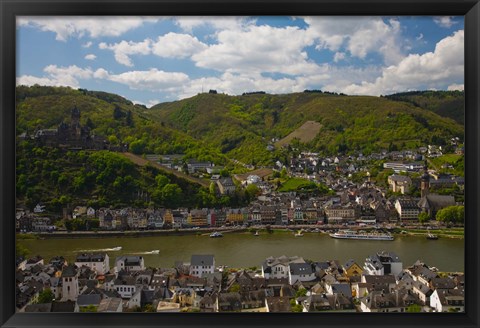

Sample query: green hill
[148,91,463,161]
[384,90,464,124]
[16,86,464,168]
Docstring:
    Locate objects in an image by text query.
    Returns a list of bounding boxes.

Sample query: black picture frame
[1,0,479,327]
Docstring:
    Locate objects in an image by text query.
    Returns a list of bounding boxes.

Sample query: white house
[115,256,145,272]
[189,255,215,278]
[74,253,110,275]
[261,256,305,279]
[430,289,464,312]
[364,251,402,277]
[113,276,137,299]
[288,262,316,285]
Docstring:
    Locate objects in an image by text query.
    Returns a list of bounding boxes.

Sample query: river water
[19,232,465,272]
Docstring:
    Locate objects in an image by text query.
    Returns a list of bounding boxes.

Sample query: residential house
[430,289,465,312]
[395,199,420,221]
[190,255,215,278]
[216,292,242,312]
[342,259,363,279]
[360,290,420,313]
[265,296,291,312]
[217,177,236,195]
[75,253,110,275]
[364,251,402,276]
[113,275,137,299]
[288,263,316,285]
[97,297,123,312]
[388,175,412,194]
[115,256,145,272]
[262,256,305,279]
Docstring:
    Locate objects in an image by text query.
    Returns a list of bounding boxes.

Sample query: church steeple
[420,160,430,198]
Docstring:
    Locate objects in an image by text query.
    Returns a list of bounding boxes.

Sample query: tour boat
[209,232,223,238]
[329,230,394,241]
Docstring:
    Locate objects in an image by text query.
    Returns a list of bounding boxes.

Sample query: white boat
[111,246,122,251]
[146,250,160,254]
[294,230,304,237]
[209,232,223,238]
[254,231,259,236]
[329,230,394,241]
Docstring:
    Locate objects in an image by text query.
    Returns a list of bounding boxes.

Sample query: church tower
[61,264,79,301]
[420,160,430,198]
[71,105,80,126]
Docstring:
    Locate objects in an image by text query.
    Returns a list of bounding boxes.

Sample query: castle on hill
[19,105,125,151]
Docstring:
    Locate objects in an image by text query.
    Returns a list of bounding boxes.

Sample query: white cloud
[152,33,207,58]
[304,17,404,65]
[333,52,346,63]
[82,41,93,48]
[17,16,158,41]
[17,65,93,88]
[84,54,96,60]
[173,16,255,33]
[335,30,464,96]
[98,68,190,92]
[191,24,318,75]
[448,83,464,91]
[133,99,161,108]
[434,16,458,28]
[99,39,152,67]
[416,33,424,41]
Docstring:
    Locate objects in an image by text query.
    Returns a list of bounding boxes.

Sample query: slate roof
[76,294,102,306]
[289,263,314,275]
[61,265,77,278]
[24,303,52,312]
[51,300,76,312]
[191,255,214,266]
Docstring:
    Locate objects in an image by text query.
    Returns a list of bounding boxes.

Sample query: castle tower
[420,160,430,198]
[71,105,80,126]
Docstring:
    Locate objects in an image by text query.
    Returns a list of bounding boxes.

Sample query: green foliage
[436,205,464,223]
[37,288,54,304]
[295,288,307,298]
[418,212,430,224]
[290,299,303,312]
[16,242,30,258]
[406,304,422,313]
[229,283,241,293]
[80,305,98,312]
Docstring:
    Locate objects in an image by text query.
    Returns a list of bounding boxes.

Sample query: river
[19,232,464,272]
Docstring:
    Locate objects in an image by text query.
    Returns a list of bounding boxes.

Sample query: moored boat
[209,232,223,238]
[294,230,304,237]
[329,230,394,241]
[426,233,439,240]
[253,231,259,236]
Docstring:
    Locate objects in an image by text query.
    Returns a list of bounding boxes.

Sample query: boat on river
[329,230,394,241]
[209,232,223,238]
[253,231,259,236]
[294,230,304,237]
[426,233,439,240]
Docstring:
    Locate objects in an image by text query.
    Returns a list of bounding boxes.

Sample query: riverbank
[25,225,464,239]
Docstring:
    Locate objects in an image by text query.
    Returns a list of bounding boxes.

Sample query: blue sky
[17,16,464,107]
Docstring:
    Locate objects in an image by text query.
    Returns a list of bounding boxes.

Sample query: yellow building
[343,259,364,278]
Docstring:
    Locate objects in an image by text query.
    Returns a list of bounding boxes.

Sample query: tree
[418,212,430,224]
[37,288,54,304]
[126,110,134,127]
[80,305,98,312]
[295,288,307,298]
[406,304,422,313]
[229,283,241,293]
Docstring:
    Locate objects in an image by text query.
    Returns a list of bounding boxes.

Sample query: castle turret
[71,105,81,126]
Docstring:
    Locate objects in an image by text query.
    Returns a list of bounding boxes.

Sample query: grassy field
[278,177,317,192]
[275,120,322,147]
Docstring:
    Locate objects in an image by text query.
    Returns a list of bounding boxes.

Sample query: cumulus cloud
[304,16,404,65]
[17,65,93,88]
[334,30,464,96]
[173,16,255,33]
[152,33,208,58]
[434,16,458,28]
[99,39,152,67]
[82,41,93,48]
[17,16,158,41]
[98,68,190,92]
[191,24,319,75]
[84,54,96,60]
